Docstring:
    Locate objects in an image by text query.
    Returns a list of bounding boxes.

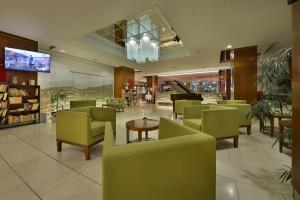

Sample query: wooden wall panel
[233,46,257,103]
[146,76,158,104]
[0,31,38,84]
[225,69,231,100]
[292,1,300,193]
[114,66,134,98]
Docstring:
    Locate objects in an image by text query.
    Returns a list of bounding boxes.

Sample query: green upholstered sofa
[103,117,216,200]
[70,100,96,108]
[174,100,202,119]
[183,105,239,147]
[216,103,252,135]
[217,100,247,104]
[106,98,126,112]
[56,106,116,160]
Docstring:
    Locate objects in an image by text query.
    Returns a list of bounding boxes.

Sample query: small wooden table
[126,118,159,144]
[265,113,292,137]
[278,119,292,153]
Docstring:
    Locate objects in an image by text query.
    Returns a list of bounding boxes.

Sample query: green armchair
[56,106,116,160]
[216,103,252,134]
[70,100,96,108]
[103,117,216,200]
[106,98,126,112]
[183,105,240,147]
[174,100,202,119]
[217,100,247,104]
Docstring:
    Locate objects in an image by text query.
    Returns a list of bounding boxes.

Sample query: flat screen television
[4,47,51,73]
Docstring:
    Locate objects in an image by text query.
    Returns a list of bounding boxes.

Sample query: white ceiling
[0,0,292,75]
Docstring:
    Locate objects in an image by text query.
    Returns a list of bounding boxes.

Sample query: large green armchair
[216,103,252,134]
[174,100,202,119]
[106,98,126,112]
[217,99,247,104]
[56,106,116,160]
[70,100,96,108]
[183,105,240,147]
[103,117,216,200]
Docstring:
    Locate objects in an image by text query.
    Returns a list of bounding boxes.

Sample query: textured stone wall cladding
[40,84,113,114]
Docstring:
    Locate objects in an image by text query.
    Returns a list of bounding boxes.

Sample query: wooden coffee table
[126,118,159,144]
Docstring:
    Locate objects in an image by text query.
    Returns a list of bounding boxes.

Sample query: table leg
[270,117,274,137]
[138,131,143,142]
[126,129,130,144]
[146,131,148,139]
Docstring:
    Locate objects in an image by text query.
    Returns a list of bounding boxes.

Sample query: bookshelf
[0,84,40,128]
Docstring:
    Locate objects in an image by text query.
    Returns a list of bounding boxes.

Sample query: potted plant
[247,48,292,132]
[50,90,67,121]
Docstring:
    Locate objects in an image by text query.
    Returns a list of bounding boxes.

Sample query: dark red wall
[0,31,38,84]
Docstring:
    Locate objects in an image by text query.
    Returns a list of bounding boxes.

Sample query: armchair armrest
[56,111,90,145]
[183,105,209,119]
[90,107,116,131]
[159,117,200,139]
[103,122,216,200]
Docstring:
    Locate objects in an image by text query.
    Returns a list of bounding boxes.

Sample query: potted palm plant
[247,48,292,132]
[50,90,67,121]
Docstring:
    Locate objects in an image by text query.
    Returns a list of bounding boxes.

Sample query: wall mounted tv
[4,47,51,73]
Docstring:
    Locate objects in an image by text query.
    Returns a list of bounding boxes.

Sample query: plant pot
[51,112,57,122]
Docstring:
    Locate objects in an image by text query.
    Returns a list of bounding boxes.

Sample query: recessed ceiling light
[59,49,66,53]
[226,45,233,49]
[162,27,166,32]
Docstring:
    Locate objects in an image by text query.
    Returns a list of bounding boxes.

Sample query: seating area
[0,1,299,200]
[183,105,240,147]
[56,106,116,160]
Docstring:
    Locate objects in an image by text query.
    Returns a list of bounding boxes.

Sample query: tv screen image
[4,47,51,73]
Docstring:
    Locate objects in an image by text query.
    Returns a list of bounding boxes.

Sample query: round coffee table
[126,118,159,143]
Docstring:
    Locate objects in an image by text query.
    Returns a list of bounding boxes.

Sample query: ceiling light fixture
[126,15,160,64]
[226,45,233,49]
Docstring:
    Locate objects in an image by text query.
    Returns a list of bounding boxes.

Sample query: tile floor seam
[12,133,103,187]
[234,180,241,200]
[0,154,42,200]
[40,174,81,198]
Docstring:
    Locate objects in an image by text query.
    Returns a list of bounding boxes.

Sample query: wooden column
[114,66,134,98]
[146,76,158,104]
[292,0,300,193]
[225,69,231,100]
[233,46,257,103]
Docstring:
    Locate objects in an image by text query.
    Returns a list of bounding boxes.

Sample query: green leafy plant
[50,90,67,113]
[279,165,292,183]
[247,48,292,130]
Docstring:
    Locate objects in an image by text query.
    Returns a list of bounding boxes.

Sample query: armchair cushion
[90,121,106,137]
[70,100,96,108]
[183,118,202,130]
[175,100,202,115]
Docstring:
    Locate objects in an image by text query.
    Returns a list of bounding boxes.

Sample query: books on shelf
[0,109,7,117]
[24,103,39,111]
[7,113,39,125]
[0,85,8,92]
[8,88,28,97]
[9,97,22,104]
[35,88,39,96]
[27,99,38,103]
[0,101,7,109]
[0,93,8,101]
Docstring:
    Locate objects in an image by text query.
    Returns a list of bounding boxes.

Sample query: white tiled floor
[0,104,298,200]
